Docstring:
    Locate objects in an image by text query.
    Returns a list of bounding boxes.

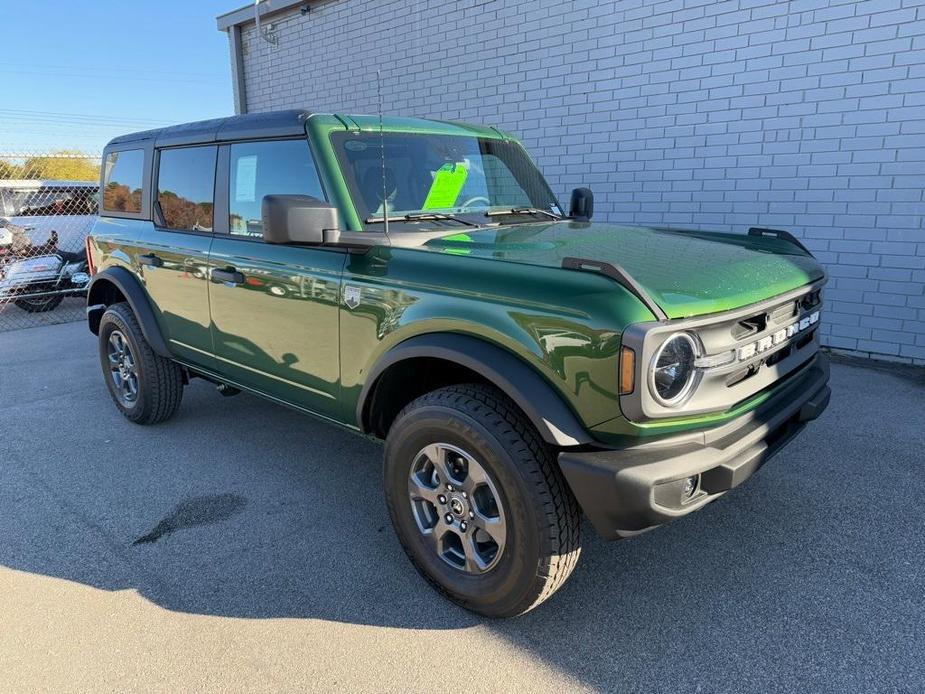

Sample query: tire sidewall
[385,403,546,614]
[98,306,149,421]
[15,294,63,312]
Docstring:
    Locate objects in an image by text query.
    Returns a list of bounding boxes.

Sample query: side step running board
[561,257,668,321]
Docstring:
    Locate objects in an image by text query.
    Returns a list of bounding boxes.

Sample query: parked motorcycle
[0,246,90,313]
[0,219,60,267]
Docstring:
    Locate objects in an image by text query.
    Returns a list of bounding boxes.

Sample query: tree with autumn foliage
[23,151,100,181]
[0,151,100,181]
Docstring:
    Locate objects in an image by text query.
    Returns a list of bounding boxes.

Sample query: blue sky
[0,0,237,154]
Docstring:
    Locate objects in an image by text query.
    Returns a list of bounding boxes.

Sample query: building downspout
[228,24,248,114]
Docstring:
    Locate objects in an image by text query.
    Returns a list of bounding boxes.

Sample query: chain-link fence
[0,150,100,332]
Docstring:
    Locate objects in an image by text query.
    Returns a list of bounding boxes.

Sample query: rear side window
[156,146,217,231]
[102,149,144,213]
[228,139,324,237]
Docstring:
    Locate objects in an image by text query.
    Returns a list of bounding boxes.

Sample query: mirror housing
[569,187,594,222]
[261,195,340,245]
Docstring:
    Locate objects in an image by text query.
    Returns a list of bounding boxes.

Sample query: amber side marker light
[619,346,635,395]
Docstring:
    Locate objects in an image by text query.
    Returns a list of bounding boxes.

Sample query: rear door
[207,138,345,418]
[139,145,217,368]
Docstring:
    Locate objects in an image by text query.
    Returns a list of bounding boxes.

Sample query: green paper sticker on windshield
[422,162,469,210]
[441,232,473,255]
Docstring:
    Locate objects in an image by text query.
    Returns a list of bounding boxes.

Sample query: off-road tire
[384,383,582,617]
[98,302,184,424]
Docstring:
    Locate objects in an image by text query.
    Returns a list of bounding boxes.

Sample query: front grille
[770,301,798,324]
[619,279,826,422]
[732,314,766,341]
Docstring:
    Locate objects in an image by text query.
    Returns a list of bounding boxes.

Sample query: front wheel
[384,384,582,617]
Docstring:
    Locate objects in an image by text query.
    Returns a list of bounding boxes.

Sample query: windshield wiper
[485,207,562,220]
[365,212,480,227]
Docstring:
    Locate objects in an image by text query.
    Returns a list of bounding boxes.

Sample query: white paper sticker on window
[235,155,258,202]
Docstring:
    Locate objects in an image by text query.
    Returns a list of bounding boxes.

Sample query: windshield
[330,132,561,226]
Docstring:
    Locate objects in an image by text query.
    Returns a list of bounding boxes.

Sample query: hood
[419,221,825,319]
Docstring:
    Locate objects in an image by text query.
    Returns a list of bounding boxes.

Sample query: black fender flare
[86,266,171,357]
[357,333,593,447]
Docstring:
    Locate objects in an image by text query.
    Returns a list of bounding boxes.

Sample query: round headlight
[650,333,698,406]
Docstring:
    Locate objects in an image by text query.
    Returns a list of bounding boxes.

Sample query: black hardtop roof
[106,109,313,149]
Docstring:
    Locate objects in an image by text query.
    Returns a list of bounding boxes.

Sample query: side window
[156,146,217,231]
[102,149,144,213]
[228,139,325,237]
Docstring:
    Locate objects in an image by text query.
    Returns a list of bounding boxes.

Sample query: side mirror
[569,187,594,222]
[261,195,340,245]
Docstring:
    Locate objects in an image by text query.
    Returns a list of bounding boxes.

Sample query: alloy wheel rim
[107,330,139,406]
[407,443,507,574]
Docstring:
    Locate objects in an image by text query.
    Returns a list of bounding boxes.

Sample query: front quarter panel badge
[344,285,361,309]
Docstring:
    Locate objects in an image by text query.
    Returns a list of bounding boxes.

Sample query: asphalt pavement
[1,321,923,693]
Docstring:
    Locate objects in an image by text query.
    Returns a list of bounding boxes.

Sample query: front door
[140,144,217,369]
[207,139,345,419]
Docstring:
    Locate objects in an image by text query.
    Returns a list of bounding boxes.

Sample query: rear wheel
[384,384,582,617]
[98,302,184,424]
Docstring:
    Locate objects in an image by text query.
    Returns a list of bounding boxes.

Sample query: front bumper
[559,352,830,540]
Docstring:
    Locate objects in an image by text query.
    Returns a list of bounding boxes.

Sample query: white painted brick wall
[234,0,925,363]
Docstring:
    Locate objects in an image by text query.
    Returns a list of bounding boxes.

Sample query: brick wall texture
[232,0,925,363]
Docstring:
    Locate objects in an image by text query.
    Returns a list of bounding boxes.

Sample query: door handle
[139,253,163,268]
[211,266,245,285]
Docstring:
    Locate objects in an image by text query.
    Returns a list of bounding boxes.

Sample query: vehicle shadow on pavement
[1,330,924,691]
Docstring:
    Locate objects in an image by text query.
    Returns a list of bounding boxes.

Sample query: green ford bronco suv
[86,110,830,616]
